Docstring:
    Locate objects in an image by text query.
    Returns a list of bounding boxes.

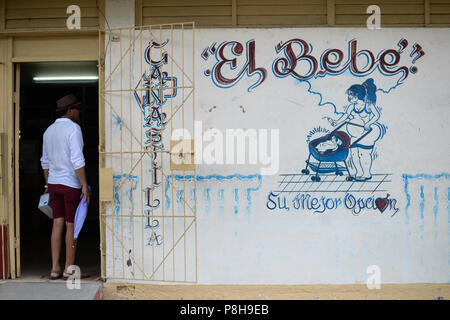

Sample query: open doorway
[18,61,100,280]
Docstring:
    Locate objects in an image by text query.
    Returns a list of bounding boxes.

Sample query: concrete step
[0,281,103,300]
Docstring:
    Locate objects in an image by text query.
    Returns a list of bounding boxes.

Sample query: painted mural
[200,36,426,217]
[195,29,448,284]
[104,28,449,284]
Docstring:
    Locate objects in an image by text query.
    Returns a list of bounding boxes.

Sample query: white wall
[103,24,450,285]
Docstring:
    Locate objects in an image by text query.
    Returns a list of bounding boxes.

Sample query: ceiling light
[33,76,98,82]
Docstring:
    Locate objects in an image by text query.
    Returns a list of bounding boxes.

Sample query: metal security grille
[98,22,196,282]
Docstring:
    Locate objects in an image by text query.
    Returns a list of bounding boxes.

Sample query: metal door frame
[98,22,197,283]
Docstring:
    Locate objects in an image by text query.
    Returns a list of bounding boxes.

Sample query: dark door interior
[18,61,100,280]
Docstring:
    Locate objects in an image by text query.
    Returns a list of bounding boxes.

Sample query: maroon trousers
[48,184,81,223]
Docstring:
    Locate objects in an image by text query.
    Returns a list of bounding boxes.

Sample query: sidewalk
[0,279,103,300]
[102,283,449,300]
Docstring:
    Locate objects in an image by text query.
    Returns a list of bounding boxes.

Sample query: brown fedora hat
[56,93,81,112]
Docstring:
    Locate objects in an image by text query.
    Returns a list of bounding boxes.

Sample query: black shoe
[49,270,62,280]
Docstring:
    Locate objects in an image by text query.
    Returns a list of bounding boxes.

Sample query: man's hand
[75,166,90,205]
[43,169,49,193]
[81,184,90,205]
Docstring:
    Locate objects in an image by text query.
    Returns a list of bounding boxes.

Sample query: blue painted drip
[246,174,262,217]
[419,185,425,276]
[176,190,184,214]
[164,173,262,215]
[448,187,450,224]
[113,174,139,233]
[191,188,196,212]
[113,175,139,204]
[402,173,450,224]
[218,189,225,213]
[112,180,121,235]
[164,179,171,210]
[433,187,439,227]
[433,187,439,282]
[402,174,450,283]
[234,188,239,214]
[420,185,425,221]
[113,186,120,215]
[204,188,211,214]
[402,174,411,224]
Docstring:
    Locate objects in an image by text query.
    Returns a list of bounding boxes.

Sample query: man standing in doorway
[40,93,90,280]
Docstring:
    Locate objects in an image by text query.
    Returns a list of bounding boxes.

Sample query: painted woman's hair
[347,78,377,105]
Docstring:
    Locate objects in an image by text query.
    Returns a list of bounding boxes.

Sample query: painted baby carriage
[301,122,372,181]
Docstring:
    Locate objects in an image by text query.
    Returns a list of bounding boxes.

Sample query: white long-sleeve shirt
[40,118,85,189]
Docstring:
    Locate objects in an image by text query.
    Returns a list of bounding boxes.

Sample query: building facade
[0,0,449,286]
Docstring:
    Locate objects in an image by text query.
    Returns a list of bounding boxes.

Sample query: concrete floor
[0,281,103,300]
[1,219,103,300]
[18,217,101,282]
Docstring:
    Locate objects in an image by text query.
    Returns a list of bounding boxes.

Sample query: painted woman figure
[327,78,382,181]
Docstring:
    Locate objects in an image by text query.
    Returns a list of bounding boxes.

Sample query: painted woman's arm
[332,105,353,127]
[364,104,380,130]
